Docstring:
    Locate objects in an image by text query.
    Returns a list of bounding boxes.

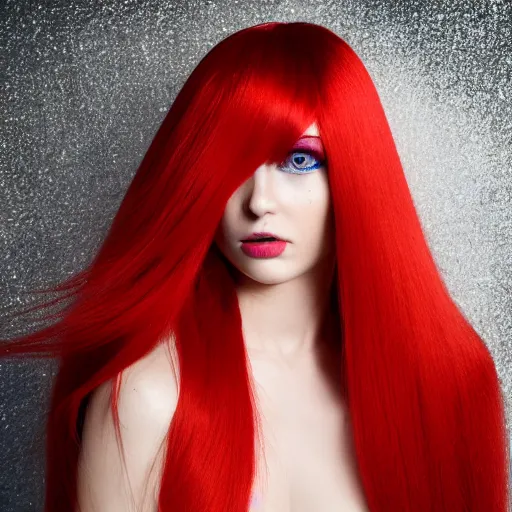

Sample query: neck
[234,259,338,363]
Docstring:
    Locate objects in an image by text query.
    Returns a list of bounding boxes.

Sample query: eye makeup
[276,135,326,174]
[289,135,325,163]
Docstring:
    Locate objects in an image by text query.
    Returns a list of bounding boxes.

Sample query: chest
[247,353,369,512]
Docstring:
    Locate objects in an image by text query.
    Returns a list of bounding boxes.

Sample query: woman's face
[214,122,335,285]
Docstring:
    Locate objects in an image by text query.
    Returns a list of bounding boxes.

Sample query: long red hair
[1,21,509,511]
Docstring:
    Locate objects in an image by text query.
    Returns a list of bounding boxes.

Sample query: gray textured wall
[1,0,511,510]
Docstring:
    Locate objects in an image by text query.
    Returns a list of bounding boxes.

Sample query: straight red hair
[1,21,509,511]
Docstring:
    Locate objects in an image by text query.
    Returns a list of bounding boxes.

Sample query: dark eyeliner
[278,149,325,174]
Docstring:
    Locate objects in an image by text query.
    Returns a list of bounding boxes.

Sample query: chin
[236,263,300,286]
[243,274,290,285]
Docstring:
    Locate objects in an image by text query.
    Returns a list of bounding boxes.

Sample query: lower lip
[240,240,287,258]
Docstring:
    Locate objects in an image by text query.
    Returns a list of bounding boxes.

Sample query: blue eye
[278,151,325,174]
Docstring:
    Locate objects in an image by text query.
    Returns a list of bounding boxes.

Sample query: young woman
[1,21,509,512]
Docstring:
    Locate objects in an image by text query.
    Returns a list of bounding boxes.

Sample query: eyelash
[278,150,326,174]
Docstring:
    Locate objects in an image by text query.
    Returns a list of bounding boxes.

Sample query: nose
[246,164,278,218]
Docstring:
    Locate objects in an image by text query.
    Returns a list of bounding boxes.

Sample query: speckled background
[0,0,511,509]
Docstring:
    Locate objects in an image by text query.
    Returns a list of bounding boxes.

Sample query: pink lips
[240,232,288,258]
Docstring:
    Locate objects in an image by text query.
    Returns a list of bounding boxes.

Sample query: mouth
[240,232,288,258]
[241,232,285,243]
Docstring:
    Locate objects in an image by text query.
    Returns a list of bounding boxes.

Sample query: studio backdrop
[1,1,511,510]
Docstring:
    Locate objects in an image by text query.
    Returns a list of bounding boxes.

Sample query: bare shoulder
[117,334,180,419]
[76,336,179,512]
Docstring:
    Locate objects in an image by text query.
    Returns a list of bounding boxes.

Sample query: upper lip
[241,232,286,242]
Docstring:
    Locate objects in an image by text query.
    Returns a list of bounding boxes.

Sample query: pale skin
[76,123,369,511]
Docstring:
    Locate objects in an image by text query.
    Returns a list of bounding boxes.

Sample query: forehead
[302,122,319,137]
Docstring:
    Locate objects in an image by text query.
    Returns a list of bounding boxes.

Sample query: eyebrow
[292,134,324,148]
[297,135,321,140]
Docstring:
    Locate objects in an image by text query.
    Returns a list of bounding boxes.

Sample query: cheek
[289,179,333,250]
[282,173,332,220]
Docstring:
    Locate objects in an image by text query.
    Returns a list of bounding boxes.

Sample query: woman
[1,21,509,512]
